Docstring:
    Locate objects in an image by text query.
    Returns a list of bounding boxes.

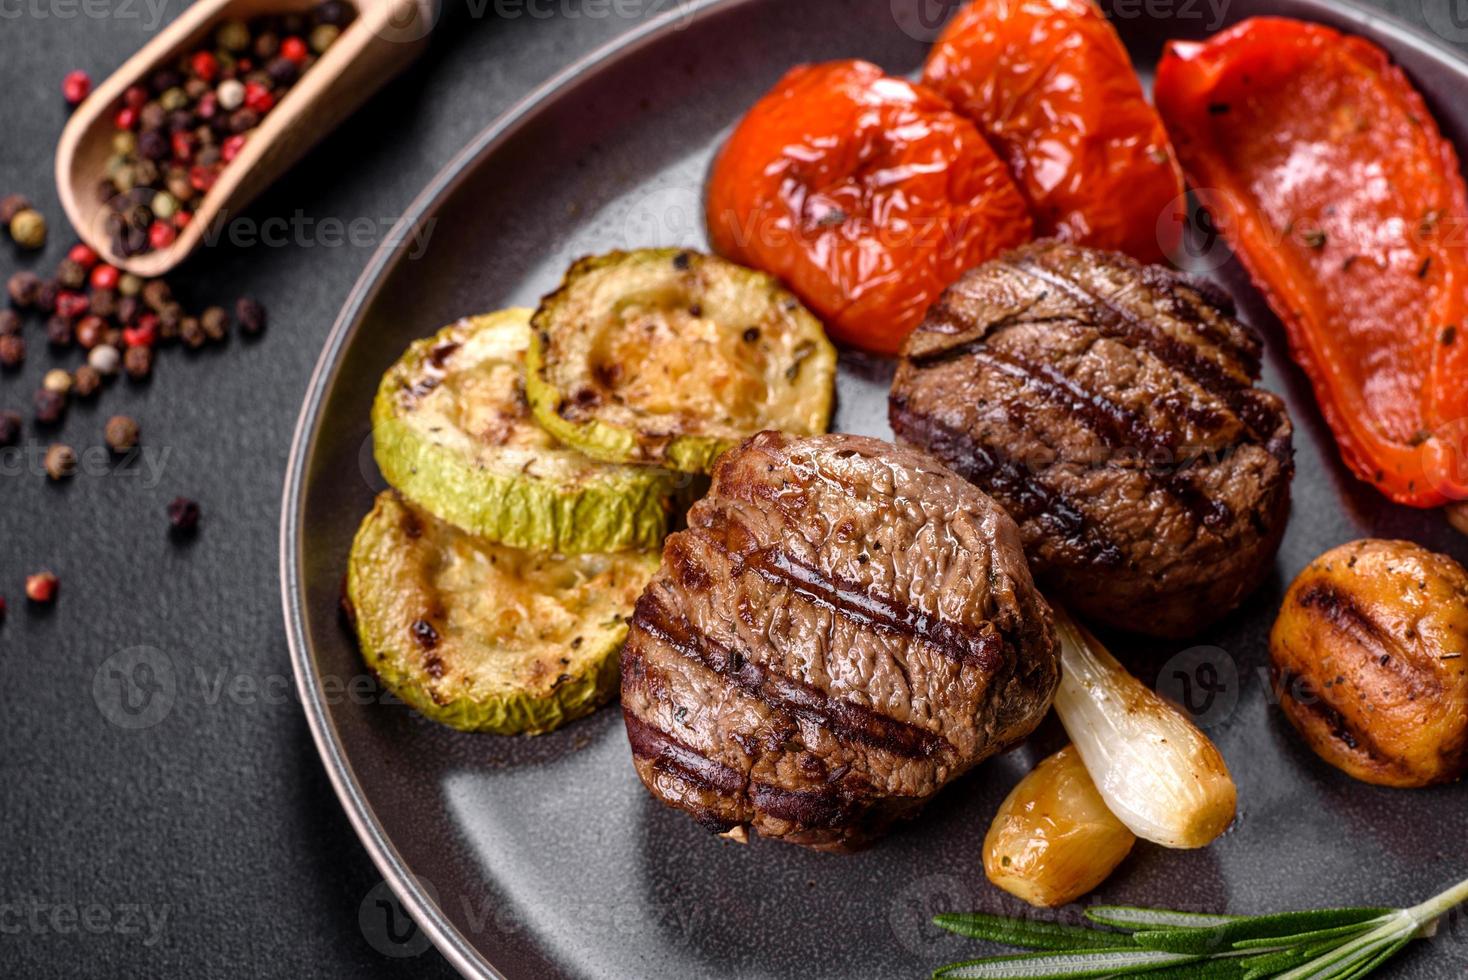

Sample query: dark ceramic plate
[281,1,1468,976]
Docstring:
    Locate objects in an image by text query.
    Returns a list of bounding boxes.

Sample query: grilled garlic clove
[984,745,1136,908]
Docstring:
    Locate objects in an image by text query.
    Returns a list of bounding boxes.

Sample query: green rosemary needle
[933,874,1468,979]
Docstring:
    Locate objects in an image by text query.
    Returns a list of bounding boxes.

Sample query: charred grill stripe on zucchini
[347,490,660,735]
[525,249,837,473]
[372,308,692,554]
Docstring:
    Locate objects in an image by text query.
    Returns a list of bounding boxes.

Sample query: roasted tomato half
[706,60,1032,356]
[923,0,1184,264]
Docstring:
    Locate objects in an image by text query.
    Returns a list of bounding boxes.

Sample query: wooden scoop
[55,0,437,278]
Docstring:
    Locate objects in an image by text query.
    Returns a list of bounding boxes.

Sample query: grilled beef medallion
[890,240,1294,639]
[621,432,1059,851]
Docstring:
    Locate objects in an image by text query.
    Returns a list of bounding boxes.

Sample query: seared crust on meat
[621,431,1059,851]
[890,240,1294,638]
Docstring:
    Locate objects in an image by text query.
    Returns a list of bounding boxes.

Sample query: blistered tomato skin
[923,0,1184,264]
[706,60,1032,356]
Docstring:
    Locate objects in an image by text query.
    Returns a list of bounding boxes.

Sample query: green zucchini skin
[372,308,692,554]
[526,249,837,473]
[347,491,658,735]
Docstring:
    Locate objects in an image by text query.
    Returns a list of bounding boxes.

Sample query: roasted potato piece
[1270,539,1468,787]
[984,745,1136,908]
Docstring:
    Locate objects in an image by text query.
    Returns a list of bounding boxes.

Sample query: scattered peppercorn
[34,387,66,424]
[123,343,153,379]
[0,334,24,369]
[63,69,92,106]
[10,208,47,250]
[104,414,140,453]
[88,343,121,376]
[235,296,265,335]
[200,305,229,341]
[72,364,102,398]
[167,496,201,532]
[8,270,40,307]
[44,443,77,480]
[43,368,72,394]
[0,194,30,225]
[45,316,74,348]
[0,410,20,447]
[25,572,59,604]
[55,258,86,290]
[0,309,19,335]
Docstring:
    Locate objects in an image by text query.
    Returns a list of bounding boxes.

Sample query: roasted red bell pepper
[1155,17,1468,507]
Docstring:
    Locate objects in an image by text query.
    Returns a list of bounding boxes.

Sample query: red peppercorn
[25,572,59,604]
[90,263,119,291]
[123,84,147,109]
[280,36,308,63]
[147,221,176,251]
[115,106,139,130]
[68,243,99,269]
[189,164,218,193]
[171,130,194,163]
[243,81,274,114]
[196,91,219,120]
[62,69,92,105]
[174,210,193,229]
[221,134,247,163]
[54,291,89,320]
[190,50,219,82]
[123,314,158,349]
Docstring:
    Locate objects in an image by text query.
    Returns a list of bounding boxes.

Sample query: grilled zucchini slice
[347,491,659,734]
[526,249,837,472]
[372,308,690,554]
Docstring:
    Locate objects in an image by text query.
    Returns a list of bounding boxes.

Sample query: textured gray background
[1,0,1464,977]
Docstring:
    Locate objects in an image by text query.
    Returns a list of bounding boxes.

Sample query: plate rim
[277,2,1468,978]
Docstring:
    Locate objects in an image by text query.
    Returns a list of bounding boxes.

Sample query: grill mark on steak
[889,398,1125,568]
[624,709,745,796]
[634,588,951,760]
[960,346,1233,530]
[624,709,857,830]
[737,547,1005,671]
[1006,254,1282,443]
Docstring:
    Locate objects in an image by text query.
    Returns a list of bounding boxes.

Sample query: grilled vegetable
[923,0,1184,263]
[346,490,659,734]
[984,745,1136,908]
[1155,18,1468,507]
[372,308,691,555]
[526,249,836,473]
[706,60,1032,356]
[1270,539,1468,787]
[1053,606,1237,849]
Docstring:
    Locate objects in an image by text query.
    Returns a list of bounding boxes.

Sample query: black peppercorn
[151,68,182,94]
[158,302,183,341]
[44,443,77,480]
[90,288,117,319]
[34,387,65,424]
[72,364,101,398]
[0,309,18,335]
[180,316,205,349]
[104,414,140,453]
[139,101,167,133]
[141,279,171,311]
[235,296,266,335]
[55,258,87,290]
[45,316,74,348]
[201,305,229,340]
[137,128,169,161]
[123,343,153,379]
[117,295,140,326]
[265,57,299,88]
[228,107,261,134]
[313,0,351,26]
[34,280,57,314]
[0,409,19,447]
[7,270,41,307]
[168,496,201,532]
[0,334,24,369]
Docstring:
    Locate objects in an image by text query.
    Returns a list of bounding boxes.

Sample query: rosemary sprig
[932,874,1468,979]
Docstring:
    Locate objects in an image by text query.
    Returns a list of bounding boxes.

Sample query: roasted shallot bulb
[1052,606,1237,849]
